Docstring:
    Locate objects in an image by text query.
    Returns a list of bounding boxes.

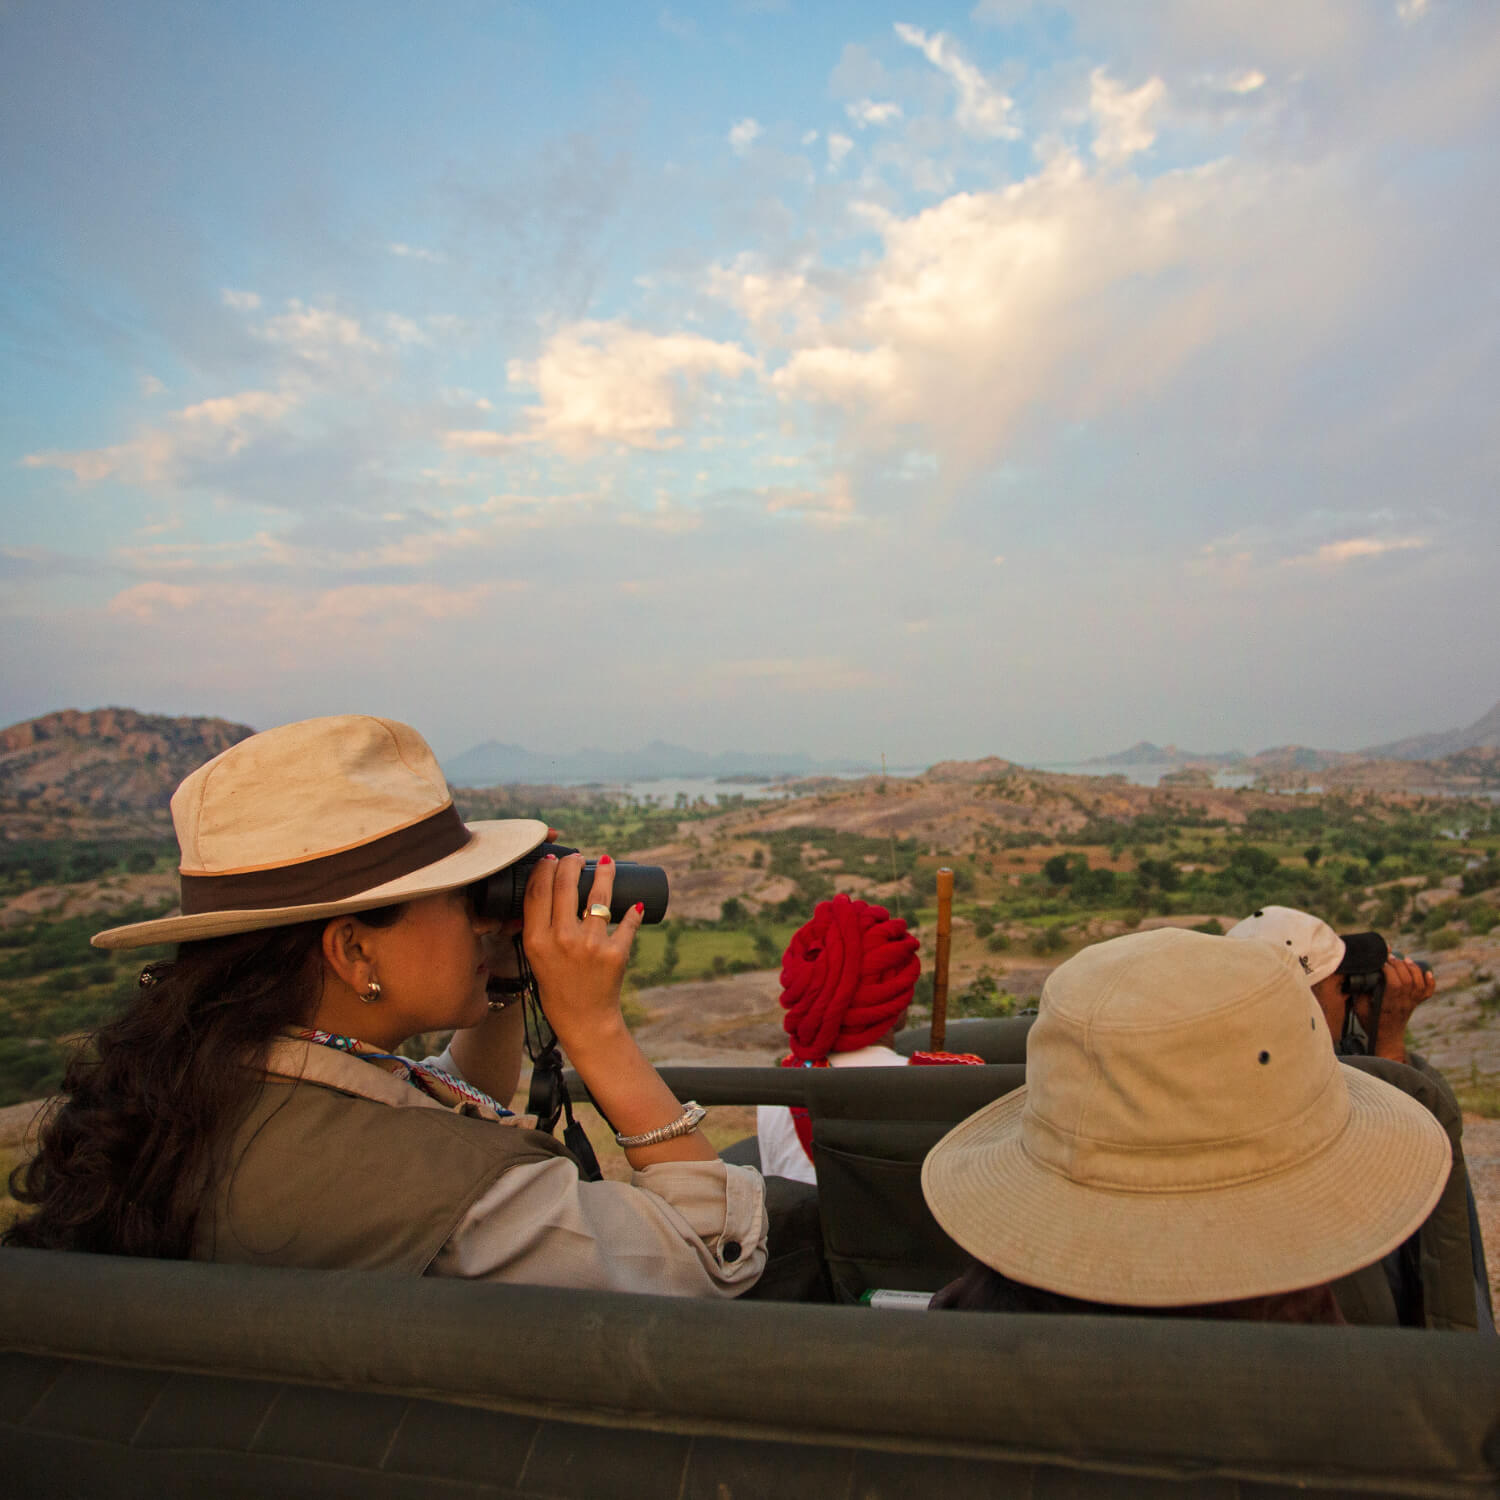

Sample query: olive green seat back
[5,1249,1500,1499]
[803,1063,1025,1302]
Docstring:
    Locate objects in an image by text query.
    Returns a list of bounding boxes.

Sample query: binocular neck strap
[526,1044,603,1181]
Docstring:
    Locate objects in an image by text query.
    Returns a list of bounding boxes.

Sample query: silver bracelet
[614,1101,707,1149]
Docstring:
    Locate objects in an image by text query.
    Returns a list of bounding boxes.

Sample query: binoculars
[470,844,669,925]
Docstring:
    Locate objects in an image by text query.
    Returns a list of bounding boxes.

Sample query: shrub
[1426,928,1461,951]
[1191,918,1224,935]
[949,971,1019,1020]
[1028,925,1068,957]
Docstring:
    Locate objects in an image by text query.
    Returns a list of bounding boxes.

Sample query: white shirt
[756,1044,910,1185]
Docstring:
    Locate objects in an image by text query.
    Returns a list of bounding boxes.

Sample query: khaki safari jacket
[192,1037,767,1297]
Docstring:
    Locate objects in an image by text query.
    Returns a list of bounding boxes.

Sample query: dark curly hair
[4,907,400,1258]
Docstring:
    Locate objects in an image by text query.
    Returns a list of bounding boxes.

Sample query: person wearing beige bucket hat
[7,715,767,1297]
[922,928,1452,1320]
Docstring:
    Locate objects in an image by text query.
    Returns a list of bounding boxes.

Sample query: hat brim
[91,819,549,951]
[921,1068,1451,1307]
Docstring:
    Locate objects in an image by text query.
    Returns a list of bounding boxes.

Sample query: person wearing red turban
[757,894,921,1184]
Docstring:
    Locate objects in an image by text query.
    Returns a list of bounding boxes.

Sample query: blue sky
[3,0,1497,764]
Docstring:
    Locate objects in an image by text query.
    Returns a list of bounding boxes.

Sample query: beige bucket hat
[922,928,1451,1307]
[92,715,548,950]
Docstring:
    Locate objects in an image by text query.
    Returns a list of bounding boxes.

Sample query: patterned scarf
[291,1028,514,1120]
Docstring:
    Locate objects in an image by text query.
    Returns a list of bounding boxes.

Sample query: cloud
[383,313,431,346]
[1226,69,1268,94]
[893,23,1020,139]
[704,258,818,340]
[763,472,858,525]
[139,373,166,397]
[846,99,904,129]
[107,581,205,619]
[1284,535,1431,567]
[388,241,444,262]
[1398,0,1431,23]
[307,582,499,623]
[772,345,901,404]
[658,8,697,41]
[827,133,854,169]
[728,117,763,156]
[751,136,1408,479]
[221,289,262,311]
[442,428,534,455]
[1090,69,1167,164]
[451,322,757,457]
[23,389,300,485]
[258,300,380,366]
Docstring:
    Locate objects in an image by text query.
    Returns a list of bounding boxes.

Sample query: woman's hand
[522,851,714,1165]
[521,851,644,1055]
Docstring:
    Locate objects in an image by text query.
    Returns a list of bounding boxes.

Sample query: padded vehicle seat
[803,1063,1025,1302]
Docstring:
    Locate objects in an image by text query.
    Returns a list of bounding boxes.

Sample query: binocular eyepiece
[470,844,669,925]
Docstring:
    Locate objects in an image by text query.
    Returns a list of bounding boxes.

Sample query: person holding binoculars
[1225,906,1437,1064]
[6,715,768,1297]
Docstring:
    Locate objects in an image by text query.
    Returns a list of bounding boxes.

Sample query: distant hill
[0,707,254,817]
[1362,699,1500,761]
[1084,740,1246,769]
[444,738,874,787]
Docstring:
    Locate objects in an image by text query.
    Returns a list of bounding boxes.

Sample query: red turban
[778,894,920,1063]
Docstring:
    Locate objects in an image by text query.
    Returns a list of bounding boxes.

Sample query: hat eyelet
[1258,1050,1271,1065]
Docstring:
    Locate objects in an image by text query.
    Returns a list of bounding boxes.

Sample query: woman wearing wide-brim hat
[5,715,767,1295]
[922,928,1452,1321]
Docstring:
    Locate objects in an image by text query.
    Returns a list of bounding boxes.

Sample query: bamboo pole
[931,867,954,1051]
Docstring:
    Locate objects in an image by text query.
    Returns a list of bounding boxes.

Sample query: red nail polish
[634,902,645,916]
[598,854,612,866]
[543,852,557,862]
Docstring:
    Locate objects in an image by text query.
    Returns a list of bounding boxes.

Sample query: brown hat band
[179,803,470,915]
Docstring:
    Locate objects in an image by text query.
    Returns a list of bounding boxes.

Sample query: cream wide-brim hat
[921,929,1451,1308]
[93,715,548,950]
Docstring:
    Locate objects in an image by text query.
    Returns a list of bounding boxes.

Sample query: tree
[1303,845,1322,868]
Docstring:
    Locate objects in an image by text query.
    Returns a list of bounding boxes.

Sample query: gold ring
[586,903,612,921]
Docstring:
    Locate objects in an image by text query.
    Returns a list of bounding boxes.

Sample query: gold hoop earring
[362,979,382,1003]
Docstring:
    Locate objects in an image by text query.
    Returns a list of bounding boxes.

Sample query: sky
[2,0,1498,767]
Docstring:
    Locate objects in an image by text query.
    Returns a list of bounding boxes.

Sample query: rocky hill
[0,708,255,833]
[1362,699,1500,761]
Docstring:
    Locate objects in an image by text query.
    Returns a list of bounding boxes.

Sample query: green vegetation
[1455,1066,1500,1120]
[0,906,173,1105]
[626,919,803,989]
[0,837,176,899]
